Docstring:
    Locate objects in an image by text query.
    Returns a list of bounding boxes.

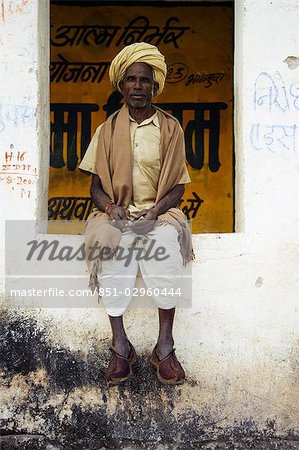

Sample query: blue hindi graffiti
[251,72,299,153]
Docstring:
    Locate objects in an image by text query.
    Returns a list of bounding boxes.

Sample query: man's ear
[119,80,123,93]
[153,81,159,97]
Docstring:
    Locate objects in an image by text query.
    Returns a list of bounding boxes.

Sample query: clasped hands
[108,205,158,234]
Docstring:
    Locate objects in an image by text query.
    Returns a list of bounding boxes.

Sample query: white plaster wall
[0,0,298,433]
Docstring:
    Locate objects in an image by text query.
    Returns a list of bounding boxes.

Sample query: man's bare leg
[154,308,185,381]
[155,308,175,359]
[108,315,132,376]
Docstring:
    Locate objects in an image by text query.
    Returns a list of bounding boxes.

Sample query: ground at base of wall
[1,435,299,450]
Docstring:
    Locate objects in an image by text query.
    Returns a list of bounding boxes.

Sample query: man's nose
[133,79,142,89]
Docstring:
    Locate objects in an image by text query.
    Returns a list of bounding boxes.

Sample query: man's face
[119,62,158,109]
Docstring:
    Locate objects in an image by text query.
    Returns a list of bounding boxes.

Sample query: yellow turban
[109,42,167,97]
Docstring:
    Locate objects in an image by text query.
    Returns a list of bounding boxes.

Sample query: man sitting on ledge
[79,42,193,385]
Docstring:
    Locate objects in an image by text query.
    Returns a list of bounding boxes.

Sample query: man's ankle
[112,338,131,357]
[155,339,174,360]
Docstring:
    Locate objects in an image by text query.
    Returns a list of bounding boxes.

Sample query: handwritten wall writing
[50,54,110,83]
[1,150,37,175]
[251,72,298,153]
[0,97,35,133]
[49,3,234,233]
[117,16,190,48]
[50,97,227,173]
[51,16,190,49]
[47,194,203,221]
[0,0,30,23]
[50,103,99,170]
[166,63,189,84]
[48,197,93,220]
[4,150,26,162]
[51,24,120,48]
[165,64,226,88]
[0,149,37,199]
[250,124,297,153]
[290,83,299,110]
[254,71,299,113]
[0,173,36,186]
[185,72,225,88]
[102,91,123,117]
[158,101,227,172]
[180,192,203,220]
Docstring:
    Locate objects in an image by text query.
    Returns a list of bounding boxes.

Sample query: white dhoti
[94,224,189,317]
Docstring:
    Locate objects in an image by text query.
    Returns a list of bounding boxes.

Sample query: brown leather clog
[149,346,185,385]
[106,343,138,385]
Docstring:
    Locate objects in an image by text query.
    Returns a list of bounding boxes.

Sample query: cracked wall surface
[0,0,299,449]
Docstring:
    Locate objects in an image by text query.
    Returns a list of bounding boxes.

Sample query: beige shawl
[85,104,194,292]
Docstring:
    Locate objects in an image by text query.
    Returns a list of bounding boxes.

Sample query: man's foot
[106,342,138,385]
[149,345,185,385]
